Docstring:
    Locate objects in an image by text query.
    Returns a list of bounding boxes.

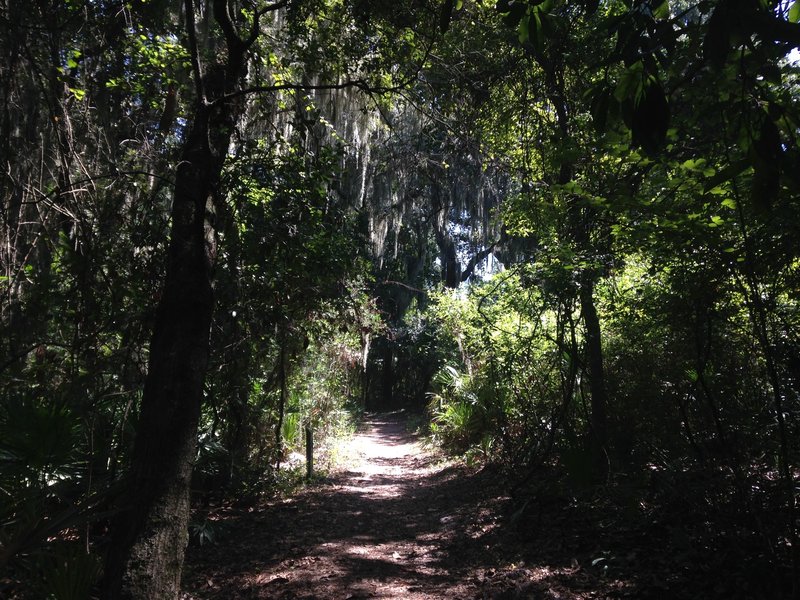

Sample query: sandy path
[184,413,729,599]
[183,412,508,599]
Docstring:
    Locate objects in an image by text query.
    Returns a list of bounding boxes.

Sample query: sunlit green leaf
[518,13,530,43]
[614,61,644,103]
[789,0,800,23]
[652,0,669,19]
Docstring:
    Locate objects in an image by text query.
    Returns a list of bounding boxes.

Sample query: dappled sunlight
[184,413,640,599]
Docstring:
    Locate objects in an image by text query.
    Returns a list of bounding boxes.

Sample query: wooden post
[305,424,313,481]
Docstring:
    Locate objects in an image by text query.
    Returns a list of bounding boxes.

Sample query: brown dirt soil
[182,413,628,599]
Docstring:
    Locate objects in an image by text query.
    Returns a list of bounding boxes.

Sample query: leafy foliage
[1,0,799,595]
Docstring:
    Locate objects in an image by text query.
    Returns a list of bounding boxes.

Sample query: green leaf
[789,0,800,23]
[720,198,737,210]
[652,0,669,19]
[681,158,705,171]
[66,49,82,70]
[590,88,611,134]
[529,10,543,51]
[630,79,670,154]
[499,0,527,27]
[614,61,644,103]
[562,180,585,194]
[518,13,530,43]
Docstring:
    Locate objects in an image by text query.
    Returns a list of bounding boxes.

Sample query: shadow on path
[184,412,514,598]
[183,412,634,599]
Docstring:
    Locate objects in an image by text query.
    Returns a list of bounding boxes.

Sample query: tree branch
[212,78,403,105]
[461,236,503,283]
[379,280,427,295]
[751,12,800,47]
[215,28,435,104]
[213,0,245,54]
[245,1,289,48]
[184,0,205,103]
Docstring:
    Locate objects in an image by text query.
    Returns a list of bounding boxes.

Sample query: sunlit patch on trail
[184,413,636,599]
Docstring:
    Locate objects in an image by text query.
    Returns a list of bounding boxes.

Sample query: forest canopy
[1,0,798,598]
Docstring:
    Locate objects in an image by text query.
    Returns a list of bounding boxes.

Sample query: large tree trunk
[101,103,227,599]
[102,3,249,595]
[579,277,608,451]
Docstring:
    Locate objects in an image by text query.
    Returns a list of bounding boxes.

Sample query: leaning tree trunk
[101,3,250,596]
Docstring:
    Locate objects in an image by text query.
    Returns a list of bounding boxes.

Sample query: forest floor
[182,412,634,599]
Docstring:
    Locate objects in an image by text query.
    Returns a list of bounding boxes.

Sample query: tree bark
[579,277,608,451]
[102,2,250,596]
[101,102,228,599]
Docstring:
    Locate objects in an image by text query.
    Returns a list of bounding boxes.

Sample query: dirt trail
[183,413,512,599]
[184,412,775,599]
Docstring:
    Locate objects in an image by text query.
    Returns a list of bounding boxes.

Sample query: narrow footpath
[183,413,619,599]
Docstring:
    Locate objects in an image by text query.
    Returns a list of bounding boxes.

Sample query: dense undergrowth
[414,262,798,597]
[0,323,368,599]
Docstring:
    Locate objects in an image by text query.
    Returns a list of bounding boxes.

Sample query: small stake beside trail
[306,424,314,481]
